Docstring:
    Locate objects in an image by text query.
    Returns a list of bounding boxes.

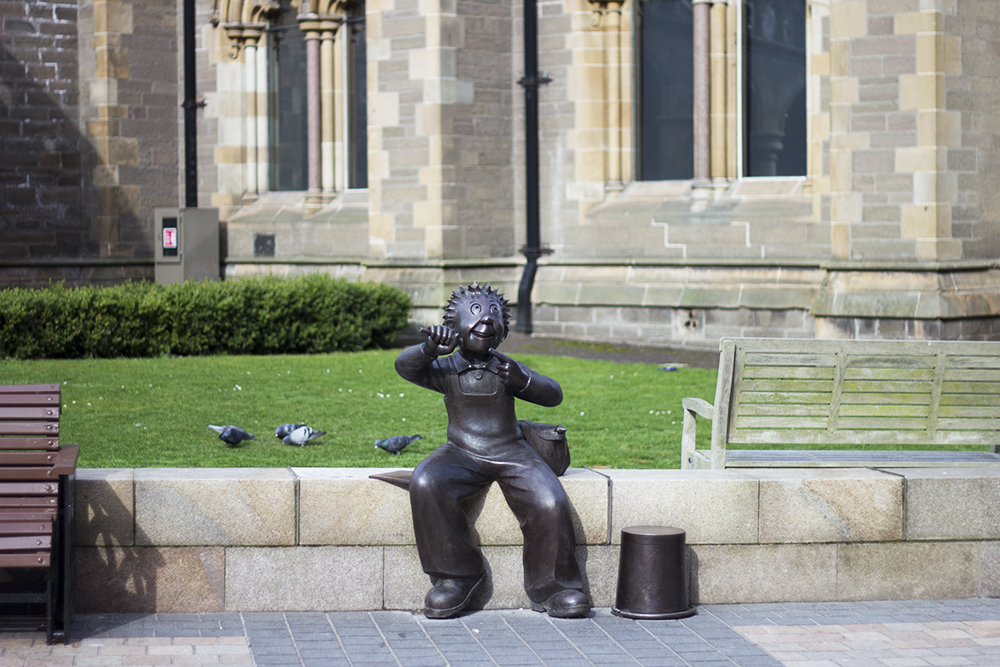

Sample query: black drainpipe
[516,0,551,334]
[181,0,202,207]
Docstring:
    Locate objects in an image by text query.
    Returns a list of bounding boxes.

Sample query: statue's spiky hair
[443,282,510,341]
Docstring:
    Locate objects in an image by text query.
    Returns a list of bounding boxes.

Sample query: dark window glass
[347,2,368,189]
[638,0,693,181]
[744,0,806,176]
[269,11,308,191]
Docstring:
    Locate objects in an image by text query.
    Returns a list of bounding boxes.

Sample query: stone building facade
[2,0,999,347]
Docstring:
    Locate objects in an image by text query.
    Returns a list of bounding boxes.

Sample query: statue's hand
[489,348,530,392]
[420,325,459,357]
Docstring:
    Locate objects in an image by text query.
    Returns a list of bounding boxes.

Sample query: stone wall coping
[133,467,297,481]
[881,467,1000,480]
[291,466,401,479]
[78,465,933,483]
[601,468,756,481]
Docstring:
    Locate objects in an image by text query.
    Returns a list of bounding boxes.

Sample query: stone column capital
[586,0,622,8]
[221,22,267,45]
[298,13,324,36]
[319,15,345,38]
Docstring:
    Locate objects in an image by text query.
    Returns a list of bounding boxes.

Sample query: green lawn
[0,351,718,469]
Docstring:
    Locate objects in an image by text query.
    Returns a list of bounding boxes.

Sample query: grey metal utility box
[154,208,220,284]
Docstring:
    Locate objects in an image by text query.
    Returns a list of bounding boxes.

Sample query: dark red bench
[0,384,78,644]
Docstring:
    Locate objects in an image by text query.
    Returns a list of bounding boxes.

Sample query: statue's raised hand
[420,325,459,357]
[489,348,531,392]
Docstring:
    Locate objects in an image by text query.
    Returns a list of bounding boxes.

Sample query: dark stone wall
[0,0,183,287]
[0,0,88,267]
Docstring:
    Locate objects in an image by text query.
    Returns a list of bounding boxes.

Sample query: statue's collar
[454,351,500,373]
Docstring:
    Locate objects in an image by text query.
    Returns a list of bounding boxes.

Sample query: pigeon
[375,434,423,454]
[208,425,256,447]
[282,425,326,446]
[275,423,306,439]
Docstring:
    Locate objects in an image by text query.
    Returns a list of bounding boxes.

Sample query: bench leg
[50,475,75,645]
[61,475,75,643]
[45,566,54,645]
[45,475,75,645]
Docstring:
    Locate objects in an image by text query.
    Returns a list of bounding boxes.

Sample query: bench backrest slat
[0,438,59,451]
[720,338,1000,448]
[0,452,60,466]
[0,384,60,394]
[0,423,60,437]
[0,394,60,407]
[0,407,61,420]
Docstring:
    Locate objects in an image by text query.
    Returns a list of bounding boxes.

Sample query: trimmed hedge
[0,275,412,359]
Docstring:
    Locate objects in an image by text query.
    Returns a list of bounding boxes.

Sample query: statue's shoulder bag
[518,420,570,477]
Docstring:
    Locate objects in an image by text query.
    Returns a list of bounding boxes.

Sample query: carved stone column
[320,18,342,200]
[709,0,728,181]
[299,14,323,209]
[605,1,623,190]
[725,0,738,179]
[255,32,269,193]
[242,28,262,200]
[692,0,711,182]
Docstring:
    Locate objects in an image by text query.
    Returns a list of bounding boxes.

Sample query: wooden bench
[682,338,1000,469]
[0,384,78,644]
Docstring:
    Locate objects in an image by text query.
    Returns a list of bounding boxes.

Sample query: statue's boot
[531,589,590,618]
[423,573,485,619]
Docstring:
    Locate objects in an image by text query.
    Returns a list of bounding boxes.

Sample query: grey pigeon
[275,423,305,439]
[283,425,326,446]
[375,434,423,454]
[208,424,256,447]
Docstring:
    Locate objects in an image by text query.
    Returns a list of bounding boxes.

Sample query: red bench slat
[0,519,53,535]
[0,423,59,436]
[0,552,51,567]
[0,534,52,550]
[0,384,59,394]
[0,481,61,494]
[0,407,61,420]
[0,438,60,451]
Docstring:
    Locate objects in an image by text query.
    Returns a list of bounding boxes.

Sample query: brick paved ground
[2,600,1000,666]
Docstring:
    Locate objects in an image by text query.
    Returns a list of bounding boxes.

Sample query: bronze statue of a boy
[395,283,590,619]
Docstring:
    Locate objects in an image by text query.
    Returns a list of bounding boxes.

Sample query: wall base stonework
[0,260,154,289]
[73,466,1000,613]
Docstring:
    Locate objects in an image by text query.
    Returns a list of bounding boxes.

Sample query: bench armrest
[51,445,79,476]
[682,397,714,419]
[681,398,715,469]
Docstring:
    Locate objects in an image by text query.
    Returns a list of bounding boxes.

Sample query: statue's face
[454,293,504,356]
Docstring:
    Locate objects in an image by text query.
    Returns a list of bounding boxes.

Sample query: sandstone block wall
[73,466,1000,613]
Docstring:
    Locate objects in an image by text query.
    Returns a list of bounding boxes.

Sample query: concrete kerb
[72,466,1000,613]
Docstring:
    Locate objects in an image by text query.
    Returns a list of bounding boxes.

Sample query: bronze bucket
[612,525,696,620]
